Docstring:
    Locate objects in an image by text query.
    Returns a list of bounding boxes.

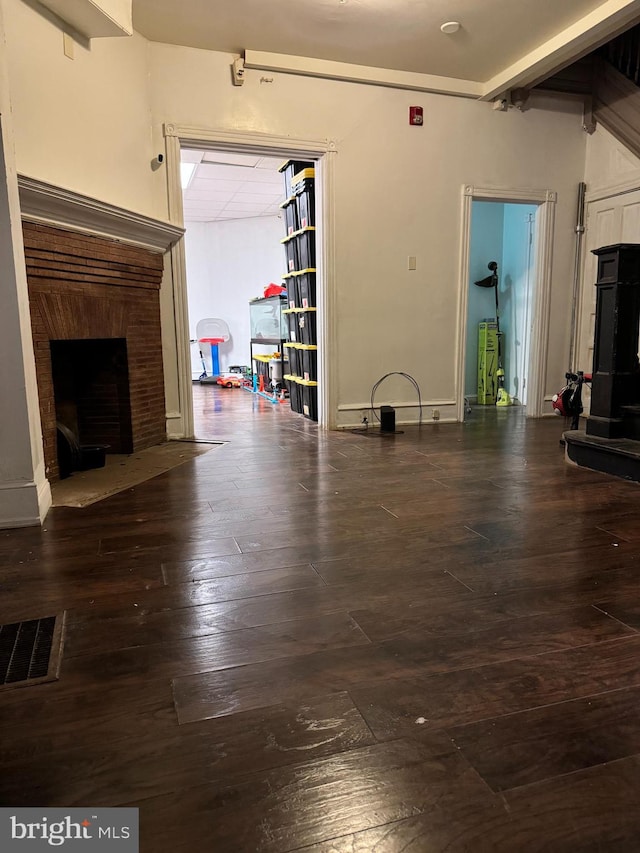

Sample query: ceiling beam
[482,0,640,100]
[36,0,132,38]
[244,51,483,99]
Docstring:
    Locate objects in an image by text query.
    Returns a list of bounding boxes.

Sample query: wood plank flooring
[4,387,640,850]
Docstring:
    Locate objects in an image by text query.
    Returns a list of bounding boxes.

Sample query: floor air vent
[0,615,65,690]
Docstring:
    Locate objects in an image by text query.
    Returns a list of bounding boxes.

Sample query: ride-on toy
[216,373,244,388]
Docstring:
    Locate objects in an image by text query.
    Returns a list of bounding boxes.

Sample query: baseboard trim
[336,400,457,429]
[0,478,51,529]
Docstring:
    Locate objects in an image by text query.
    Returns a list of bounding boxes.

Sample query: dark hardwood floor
[4,386,640,850]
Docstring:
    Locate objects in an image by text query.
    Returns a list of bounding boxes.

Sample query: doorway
[456,185,557,421]
[178,147,322,435]
[464,200,538,415]
[180,149,285,380]
[163,125,335,439]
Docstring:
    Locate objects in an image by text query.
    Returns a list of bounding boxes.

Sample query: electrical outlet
[361,411,369,425]
[432,409,440,421]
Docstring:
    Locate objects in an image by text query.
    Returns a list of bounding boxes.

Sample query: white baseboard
[0,477,52,529]
[336,399,458,429]
[166,410,186,439]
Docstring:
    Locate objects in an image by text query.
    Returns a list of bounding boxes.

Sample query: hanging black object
[474,261,500,332]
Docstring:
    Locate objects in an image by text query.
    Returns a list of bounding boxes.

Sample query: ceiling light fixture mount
[440,21,461,34]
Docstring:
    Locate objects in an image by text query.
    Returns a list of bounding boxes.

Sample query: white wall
[1,13,590,431]
[184,215,285,377]
[149,45,587,425]
[466,202,504,398]
[584,124,640,194]
[3,0,163,219]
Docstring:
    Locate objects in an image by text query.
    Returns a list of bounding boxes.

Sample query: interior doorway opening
[179,147,322,436]
[456,185,556,422]
[464,200,538,418]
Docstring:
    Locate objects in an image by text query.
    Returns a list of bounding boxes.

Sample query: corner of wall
[0,477,51,530]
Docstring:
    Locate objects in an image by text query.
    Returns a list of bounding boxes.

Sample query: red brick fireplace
[25,222,167,481]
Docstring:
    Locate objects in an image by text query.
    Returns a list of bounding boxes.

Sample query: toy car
[216,373,244,388]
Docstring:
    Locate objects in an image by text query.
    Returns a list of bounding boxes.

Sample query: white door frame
[454,184,557,422]
[163,123,337,437]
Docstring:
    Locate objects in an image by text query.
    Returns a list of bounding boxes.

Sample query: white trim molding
[336,400,458,430]
[36,0,133,39]
[18,175,183,252]
[542,394,559,417]
[163,124,337,436]
[316,148,337,429]
[244,50,482,99]
[0,477,52,530]
[164,124,332,158]
[164,133,194,439]
[585,175,640,203]
[455,184,557,422]
[528,193,557,418]
[462,185,556,204]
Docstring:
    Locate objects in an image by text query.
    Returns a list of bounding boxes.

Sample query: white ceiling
[133,0,617,82]
[181,150,285,223]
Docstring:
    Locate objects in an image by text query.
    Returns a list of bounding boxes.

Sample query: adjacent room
[181,148,321,433]
[465,201,538,415]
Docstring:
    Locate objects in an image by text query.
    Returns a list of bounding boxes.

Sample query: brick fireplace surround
[25,222,167,481]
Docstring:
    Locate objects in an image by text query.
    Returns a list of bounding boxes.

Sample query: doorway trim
[455,184,557,422]
[163,123,337,437]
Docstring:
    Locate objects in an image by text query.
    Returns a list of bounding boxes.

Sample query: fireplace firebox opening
[50,339,134,477]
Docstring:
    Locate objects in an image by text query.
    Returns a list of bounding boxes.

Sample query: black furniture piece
[564,243,640,482]
[586,244,640,439]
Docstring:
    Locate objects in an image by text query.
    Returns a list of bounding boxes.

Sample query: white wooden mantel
[17,176,183,253]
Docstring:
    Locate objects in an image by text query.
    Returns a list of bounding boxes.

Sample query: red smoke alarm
[409,106,423,126]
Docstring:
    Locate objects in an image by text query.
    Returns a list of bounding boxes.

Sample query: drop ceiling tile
[184,188,235,202]
[196,163,261,183]
[237,181,284,196]
[184,207,227,216]
[223,202,266,213]
[228,191,282,205]
[218,211,260,220]
[189,177,244,192]
[242,170,286,185]
[181,149,204,165]
[255,157,285,170]
[201,151,261,168]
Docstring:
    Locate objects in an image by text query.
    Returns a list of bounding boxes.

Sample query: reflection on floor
[3,388,640,851]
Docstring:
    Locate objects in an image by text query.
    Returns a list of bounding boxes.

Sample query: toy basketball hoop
[196,318,230,378]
